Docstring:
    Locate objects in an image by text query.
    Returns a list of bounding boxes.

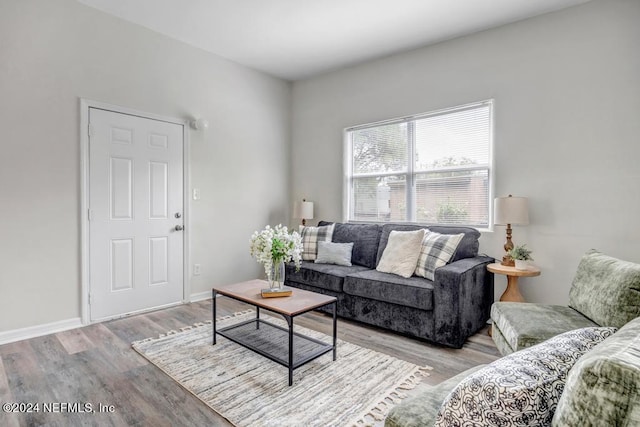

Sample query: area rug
[132,310,432,426]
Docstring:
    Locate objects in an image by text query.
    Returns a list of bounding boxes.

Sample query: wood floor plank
[127,364,231,426]
[30,334,70,372]
[145,306,202,332]
[0,340,32,358]
[55,328,95,355]
[40,349,129,427]
[2,340,58,426]
[0,357,20,427]
[80,323,147,373]
[0,297,500,426]
[105,313,168,343]
[94,364,174,427]
[156,301,213,326]
[0,355,12,399]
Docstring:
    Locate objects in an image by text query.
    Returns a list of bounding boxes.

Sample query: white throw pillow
[376,229,425,278]
[315,241,353,266]
[414,231,464,281]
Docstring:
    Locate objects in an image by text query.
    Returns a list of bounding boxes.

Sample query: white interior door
[89,108,184,321]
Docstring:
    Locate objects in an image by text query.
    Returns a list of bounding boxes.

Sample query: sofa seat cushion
[490,320,514,357]
[553,316,640,426]
[343,270,433,311]
[385,365,486,427]
[285,261,369,293]
[492,302,598,354]
[569,250,640,329]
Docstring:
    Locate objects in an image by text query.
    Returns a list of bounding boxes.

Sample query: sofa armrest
[553,317,640,426]
[432,256,494,348]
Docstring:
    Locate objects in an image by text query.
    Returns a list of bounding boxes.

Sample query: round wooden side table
[487,263,541,303]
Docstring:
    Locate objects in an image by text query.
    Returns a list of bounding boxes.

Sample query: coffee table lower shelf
[217,318,334,374]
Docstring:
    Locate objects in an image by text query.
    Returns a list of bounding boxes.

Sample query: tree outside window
[346,101,492,228]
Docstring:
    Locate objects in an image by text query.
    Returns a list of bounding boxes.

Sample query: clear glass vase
[269,259,286,290]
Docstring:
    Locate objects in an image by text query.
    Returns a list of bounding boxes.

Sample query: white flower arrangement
[249,224,303,278]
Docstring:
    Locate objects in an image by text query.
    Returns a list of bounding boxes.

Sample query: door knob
[174,225,184,231]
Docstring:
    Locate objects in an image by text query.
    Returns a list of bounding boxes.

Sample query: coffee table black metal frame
[212,287,337,386]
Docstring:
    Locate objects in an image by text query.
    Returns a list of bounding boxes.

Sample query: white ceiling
[76,0,592,81]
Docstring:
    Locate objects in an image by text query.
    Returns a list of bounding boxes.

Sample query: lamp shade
[494,196,529,225]
[293,200,314,219]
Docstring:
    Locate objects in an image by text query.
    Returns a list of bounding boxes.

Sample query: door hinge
[88,209,93,221]
[88,123,94,137]
[88,293,92,305]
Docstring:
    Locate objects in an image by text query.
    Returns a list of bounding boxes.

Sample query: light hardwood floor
[0,298,500,426]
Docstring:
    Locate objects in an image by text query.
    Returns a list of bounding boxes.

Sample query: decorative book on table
[261,287,293,298]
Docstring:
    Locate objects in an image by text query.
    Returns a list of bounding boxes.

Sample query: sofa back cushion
[318,221,381,269]
[427,226,480,262]
[553,317,640,426]
[568,250,640,328]
[376,224,480,266]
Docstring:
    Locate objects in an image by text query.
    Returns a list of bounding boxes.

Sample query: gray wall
[0,0,291,332]
[291,0,640,304]
[1,0,638,334]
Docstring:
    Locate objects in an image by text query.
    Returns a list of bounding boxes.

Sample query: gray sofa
[284,221,494,348]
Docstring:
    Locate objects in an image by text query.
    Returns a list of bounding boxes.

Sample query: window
[345,100,492,228]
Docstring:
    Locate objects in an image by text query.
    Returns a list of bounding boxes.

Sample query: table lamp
[494,195,529,266]
[293,199,314,226]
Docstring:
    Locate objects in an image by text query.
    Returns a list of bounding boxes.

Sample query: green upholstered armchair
[491,250,640,355]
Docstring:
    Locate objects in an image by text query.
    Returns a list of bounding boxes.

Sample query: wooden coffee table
[212,279,337,386]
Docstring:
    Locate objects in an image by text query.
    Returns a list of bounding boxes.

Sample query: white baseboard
[190,291,213,302]
[0,318,83,346]
[1,294,214,345]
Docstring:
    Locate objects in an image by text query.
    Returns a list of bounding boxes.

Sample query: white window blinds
[346,100,492,227]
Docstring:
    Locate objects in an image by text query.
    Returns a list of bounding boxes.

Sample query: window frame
[343,100,494,229]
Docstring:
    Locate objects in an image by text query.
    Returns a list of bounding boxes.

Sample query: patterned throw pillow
[435,327,617,427]
[315,241,353,266]
[299,224,334,261]
[415,231,464,281]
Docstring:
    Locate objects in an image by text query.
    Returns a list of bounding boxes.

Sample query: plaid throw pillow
[299,224,335,261]
[415,231,464,281]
